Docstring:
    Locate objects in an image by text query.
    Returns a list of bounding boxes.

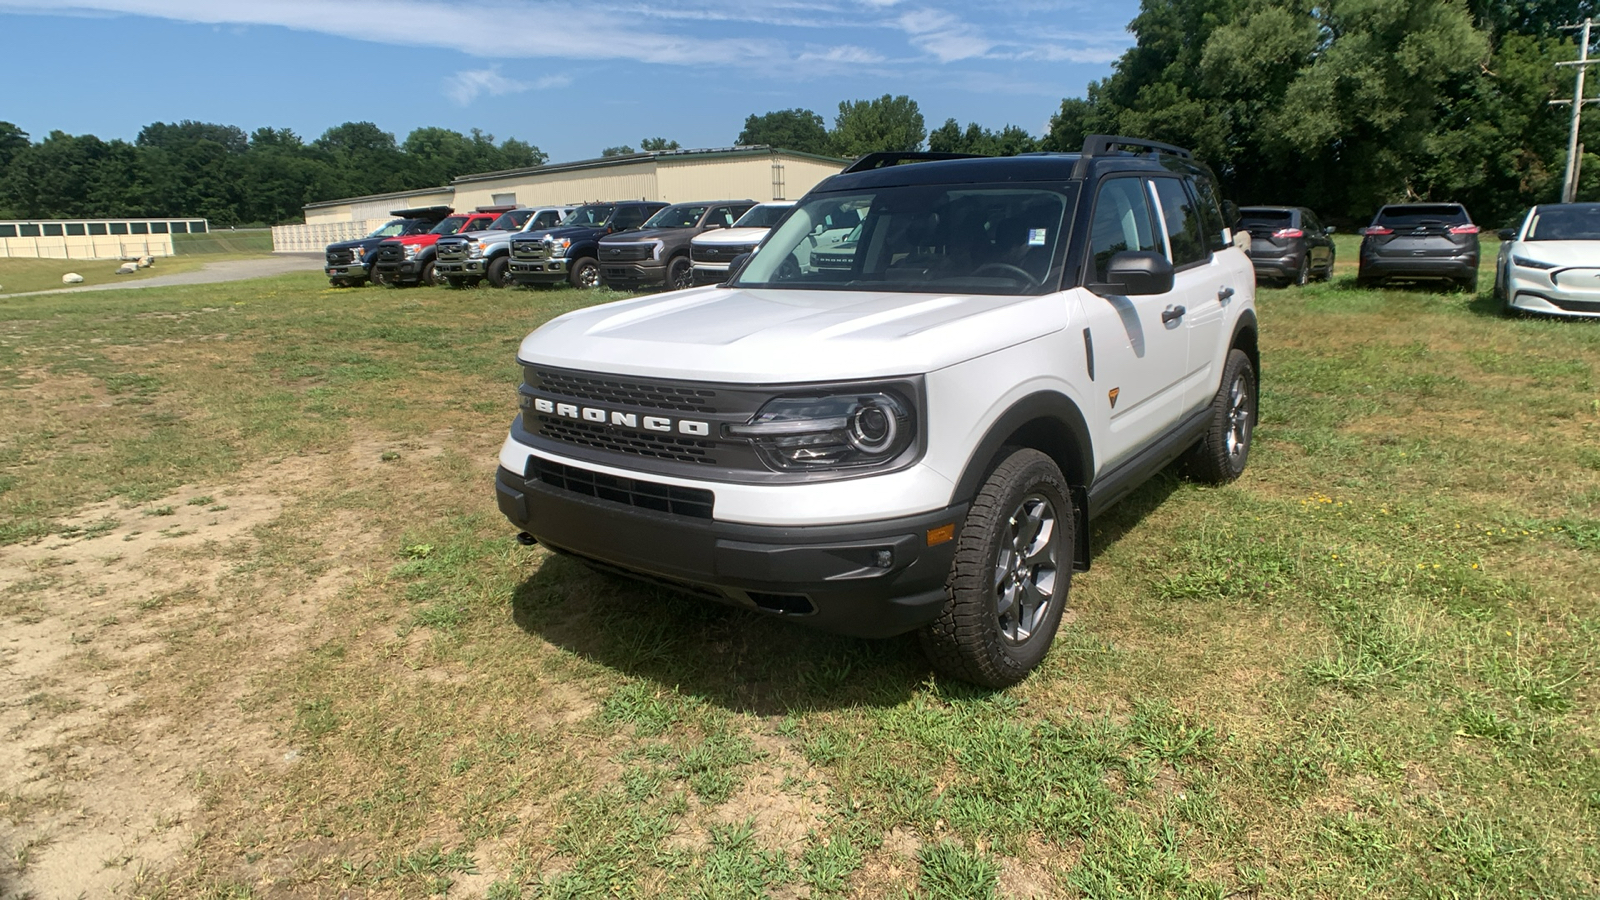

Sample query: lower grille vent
[529,456,714,519]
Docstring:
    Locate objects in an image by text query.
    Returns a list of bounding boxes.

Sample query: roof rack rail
[842,151,985,174]
[1078,134,1192,160]
[389,205,454,219]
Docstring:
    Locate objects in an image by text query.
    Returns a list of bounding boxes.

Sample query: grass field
[0,256,215,295]
[0,262,1597,899]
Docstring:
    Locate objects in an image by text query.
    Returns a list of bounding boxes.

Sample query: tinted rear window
[1238,209,1293,229]
[1374,205,1470,227]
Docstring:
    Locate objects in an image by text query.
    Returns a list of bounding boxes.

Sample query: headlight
[647,239,665,261]
[1511,255,1556,270]
[403,244,422,260]
[469,242,487,258]
[352,246,366,260]
[545,237,572,257]
[726,391,915,470]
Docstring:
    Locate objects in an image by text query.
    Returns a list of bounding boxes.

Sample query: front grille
[511,240,547,261]
[436,240,469,262]
[537,416,718,465]
[603,244,653,262]
[692,245,754,264]
[1546,295,1600,313]
[327,248,356,266]
[531,368,719,414]
[372,244,404,264]
[528,456,714,519]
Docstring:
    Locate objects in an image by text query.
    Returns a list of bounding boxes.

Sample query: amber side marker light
[926,524,955,546]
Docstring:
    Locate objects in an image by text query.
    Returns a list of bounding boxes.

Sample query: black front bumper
[496,463,963,638]
[373,260,426,284]
[600,262,667,289]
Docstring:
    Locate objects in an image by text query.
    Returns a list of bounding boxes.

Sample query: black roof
[818,135,1210,193]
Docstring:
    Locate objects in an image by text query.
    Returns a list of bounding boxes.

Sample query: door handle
[1217,286,1235,303]
[1161,305,1186,324]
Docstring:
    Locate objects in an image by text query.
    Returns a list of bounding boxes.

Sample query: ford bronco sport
[496,136,1260,686]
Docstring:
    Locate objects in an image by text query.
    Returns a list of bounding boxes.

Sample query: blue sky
[0,0,1139,164]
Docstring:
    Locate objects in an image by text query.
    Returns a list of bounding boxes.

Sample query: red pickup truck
[369,209,502,287]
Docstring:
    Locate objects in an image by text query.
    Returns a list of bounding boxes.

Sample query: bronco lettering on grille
[532,397,710,436]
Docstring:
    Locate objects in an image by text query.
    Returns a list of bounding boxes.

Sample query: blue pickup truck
[324,206,452,287]
[505,201,667,289]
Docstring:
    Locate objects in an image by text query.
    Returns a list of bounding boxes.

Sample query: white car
[1495,202,1600,318]
[497,138,1259,686]
[689,201,794,284]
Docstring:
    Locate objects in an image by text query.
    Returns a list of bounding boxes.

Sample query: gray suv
[1358,203,1480,291]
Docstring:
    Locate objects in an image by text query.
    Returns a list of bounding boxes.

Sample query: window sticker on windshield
[1028,228,1048,246]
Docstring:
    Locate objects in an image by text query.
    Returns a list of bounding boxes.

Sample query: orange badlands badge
[1108,387,1120,409]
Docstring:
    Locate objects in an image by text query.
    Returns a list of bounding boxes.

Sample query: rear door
[1150,176,1233,410]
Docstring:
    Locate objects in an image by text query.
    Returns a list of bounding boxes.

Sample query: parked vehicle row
[435,206,572,288]
[323,206,452,287]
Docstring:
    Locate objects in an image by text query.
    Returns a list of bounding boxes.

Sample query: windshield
[1374,205,1470,227]
[367,219,409,238]
[488,210,532,232]
[430,215,470,235]
[731,186,1073,295]
[644,204,710,229]
[560,204,615,228]
[1525,204,1600,241]
[734,204,792,229]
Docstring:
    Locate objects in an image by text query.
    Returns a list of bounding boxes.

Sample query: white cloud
[445,68,527,106]
[895,9,993,62]
[798,45,887,64]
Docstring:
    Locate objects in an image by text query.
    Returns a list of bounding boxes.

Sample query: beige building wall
[656,153,842,203]
[303,188,455,225]
[452,161,659,211]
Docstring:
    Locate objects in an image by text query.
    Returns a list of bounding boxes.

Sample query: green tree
[638,137,681,151]
[0,121,29,171]
[601,145,635,157]
[736,109,831,154]
[830,95,926,157]
[928,119,1039,156]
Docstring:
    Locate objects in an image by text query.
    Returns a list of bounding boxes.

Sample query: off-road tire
[1184,348,1257,484]
[569,257,600,290]
[487,256,510,288]
[919,448,1073,688]
[667,256,694,291]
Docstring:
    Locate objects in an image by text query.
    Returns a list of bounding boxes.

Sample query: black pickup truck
[598,200,755,291]
[506,201,667,289]
[324,206,452,287]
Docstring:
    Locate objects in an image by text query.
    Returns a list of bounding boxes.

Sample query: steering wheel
[972,262,1040,289]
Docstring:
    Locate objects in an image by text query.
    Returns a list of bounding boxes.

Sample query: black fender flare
[1230,308,1260,375]
[949,391,1095,570]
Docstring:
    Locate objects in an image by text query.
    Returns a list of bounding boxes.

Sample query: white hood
[692,227,772,248]
[1513,240,1600,267]
[517,286,1070,382]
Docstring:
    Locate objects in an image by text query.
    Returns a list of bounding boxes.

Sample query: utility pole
[1554,19,1600,204]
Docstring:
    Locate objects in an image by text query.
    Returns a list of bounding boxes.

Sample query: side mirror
[720,253,752,286]
[1090,251,1174,296]
[1496,228,1515,241]
[1324,226,1337,235]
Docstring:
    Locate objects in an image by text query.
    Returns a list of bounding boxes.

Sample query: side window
[534,211,559,229]
[1151,178,1207,267]
[1186,174,1231,253]
[1302,209,1322,234]
[612,207,647,230]
[710,206,736,228]
[1089,177,1160,282]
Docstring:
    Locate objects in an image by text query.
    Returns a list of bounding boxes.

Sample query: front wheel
[486,256,510,288]
[568,257,600,290]
[419,261,440,287]
[919,448,1073,688]
[1184,348,1257,484]
[667,256,694,291]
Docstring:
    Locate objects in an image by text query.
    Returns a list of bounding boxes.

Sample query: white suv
[496,136,1259,686]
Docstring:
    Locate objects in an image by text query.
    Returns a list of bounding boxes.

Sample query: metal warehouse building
[274,146,844,252]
